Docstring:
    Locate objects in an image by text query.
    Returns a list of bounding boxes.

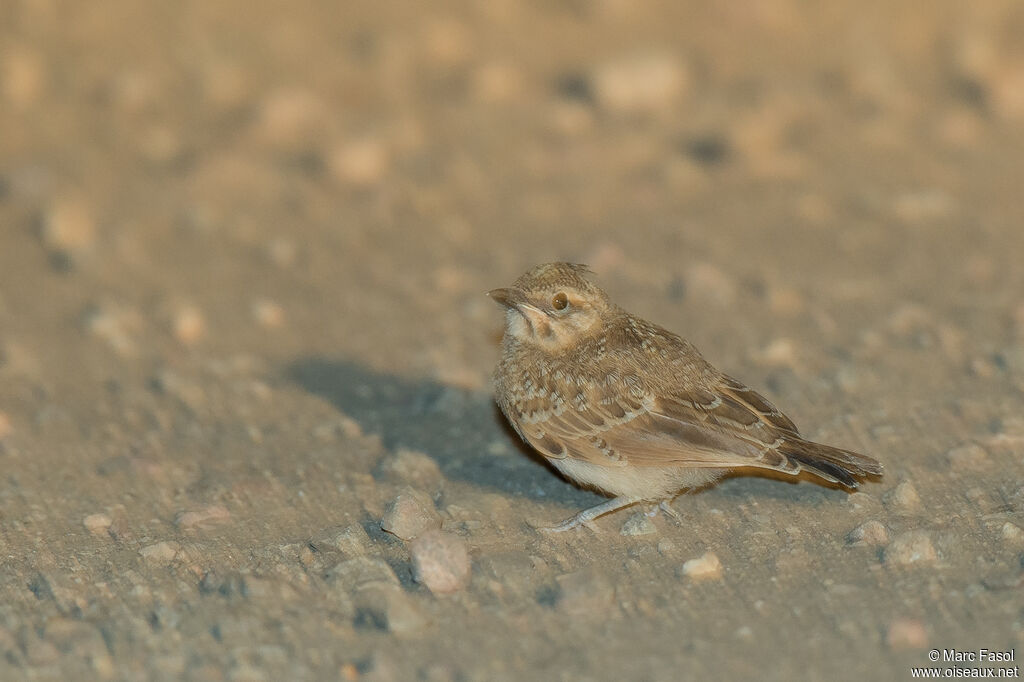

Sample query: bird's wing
[517,372,880,487]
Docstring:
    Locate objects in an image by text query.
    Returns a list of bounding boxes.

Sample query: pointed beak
[487,287,523,309]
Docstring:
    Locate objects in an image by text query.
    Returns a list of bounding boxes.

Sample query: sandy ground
[2,1,1024,680]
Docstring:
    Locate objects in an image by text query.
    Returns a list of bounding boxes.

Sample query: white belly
[550,457,723,500]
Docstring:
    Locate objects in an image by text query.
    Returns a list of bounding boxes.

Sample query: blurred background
[1,1,1023,680]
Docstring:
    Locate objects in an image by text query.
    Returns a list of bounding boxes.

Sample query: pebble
[310,524,372,557]
[680,552,723,581]
[328,557,400,590]
[328,137,389,187]
[410,530,471,595]
[251,299,284,328]
[555,569,615,616]
[620,512,657,536]
[884,481,922,512]
[170,304,205,346]
[1000,522,1024,546]
[84,302,140,357]
[946,443,988,469]
[266,237,297,268]
[845,491,883,514]
[846,520,889,547]
[471,61,523,103]
[375,448,444,491]
[0,411,10,439]
[255,88,324,146]
[422,19,472,67]
[381,488,441,541]
[175,504,231,530]
[41,196,96,254]
[355,584,429,636]
[887,617,929,650]
[591,51,689,115]
[2,46,45,107]
[139,541,180,564]
[884,531,937,566]
[755,337,798,368]
[83,513,113,537]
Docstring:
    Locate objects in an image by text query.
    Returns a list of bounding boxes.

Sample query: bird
[489,262,883,531]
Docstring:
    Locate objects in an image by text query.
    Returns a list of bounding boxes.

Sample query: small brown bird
[490,262,882,531]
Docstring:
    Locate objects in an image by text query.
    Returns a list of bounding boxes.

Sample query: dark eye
[551,292,569,310]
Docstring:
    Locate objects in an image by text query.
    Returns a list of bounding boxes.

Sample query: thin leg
[642,499,683,524]
[537,496,639,533]
[658,499,683,524]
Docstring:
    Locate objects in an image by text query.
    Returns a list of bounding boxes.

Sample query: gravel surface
[2,1,1024,680]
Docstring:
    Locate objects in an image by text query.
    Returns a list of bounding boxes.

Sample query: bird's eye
[551,292,569,311]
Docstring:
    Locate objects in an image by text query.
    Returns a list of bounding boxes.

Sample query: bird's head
[489,262,612,351]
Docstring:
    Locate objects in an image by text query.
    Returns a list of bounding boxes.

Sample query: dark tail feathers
[779,438,883,488]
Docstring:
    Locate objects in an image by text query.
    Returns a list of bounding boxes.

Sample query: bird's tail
[778,438,883,488]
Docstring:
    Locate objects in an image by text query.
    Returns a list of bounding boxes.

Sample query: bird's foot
[642,499,683,524]
[535,496,639,533]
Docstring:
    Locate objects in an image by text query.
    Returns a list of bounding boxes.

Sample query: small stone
[42,196,96,254]
[592,51,689,115]
[1001,522,1024,546]
[0,411,10,439]
[556,569,615,616]
[255,88,324,146]
[422,19,472,66]
[328,137,389,187]
[845,491,882,514]
[946,443,988,469]
[410,530,471,595]
[84,302,140,357]
[755,337,798,368]
[310,524,372,557]
[884,531,937,566]
[884,481,921,512]
[471,61,523,103]
[83,513,113,536]
[2,46,45,107]
[328,557,399,589]
[847,520,889,547]
[171,305,205,346]
[252,299,284,328]
[680,552,723,581]
[375,448,443,491]
[139,541,180,564]
[620,512,656,536]
[267,238,297,268]
[355,584,429,636]
[150,369,206,410]
[174,505,230,530]
[381,488,441,541]
[887,617,928,650]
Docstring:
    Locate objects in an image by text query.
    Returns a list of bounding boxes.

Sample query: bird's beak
[487,287,523,309]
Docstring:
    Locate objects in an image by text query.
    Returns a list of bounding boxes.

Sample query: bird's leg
[641,499,683,524]
[538,496,639,533]
[658,499,684,524]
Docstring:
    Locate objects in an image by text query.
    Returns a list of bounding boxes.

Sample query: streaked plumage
[490,262,883,531]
